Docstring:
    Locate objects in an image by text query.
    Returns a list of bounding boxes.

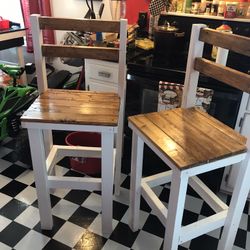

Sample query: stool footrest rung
[179,210,228,244]
[141,181,168,224]
[143,170,172,188]
[189,176,228,213]
[48,176,102,191]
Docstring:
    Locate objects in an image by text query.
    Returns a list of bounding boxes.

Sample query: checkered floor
[0,129,250,250]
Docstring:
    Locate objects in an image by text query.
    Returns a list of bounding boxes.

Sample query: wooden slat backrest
[42,45,119,61]
[182,24,250,109]
[30,14,127,95]
[39,17,120,33]
[199,28,250,57]
[194,58,250,93]
[196,27,250,94]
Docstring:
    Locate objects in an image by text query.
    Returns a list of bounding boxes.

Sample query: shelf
[165,12,250,23]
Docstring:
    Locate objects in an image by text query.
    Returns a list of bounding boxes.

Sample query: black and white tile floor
[0,129,249,250]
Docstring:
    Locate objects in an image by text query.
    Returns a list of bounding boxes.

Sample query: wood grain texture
[42,45,119,62]
[21,89,120,126]
[194,58,250,94]
[39,17,120,33]
[128,108,247,170]
[199,28,250,57]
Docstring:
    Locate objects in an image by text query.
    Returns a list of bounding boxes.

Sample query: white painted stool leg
[101,131,115,236]
[28,128,53,229]
[129,133,144,231]
[164,169,189,250]
[16,46,27,84]
[218,152,250,250]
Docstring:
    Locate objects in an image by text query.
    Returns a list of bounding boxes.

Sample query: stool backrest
[30,14,127,99]
[182,24,250,109]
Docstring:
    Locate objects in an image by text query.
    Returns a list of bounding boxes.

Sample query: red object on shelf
[65,131,101,176]
[0,17,10,30]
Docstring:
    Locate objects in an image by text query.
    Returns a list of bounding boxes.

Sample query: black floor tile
[113,200,128,221]
[110,222,139,247]
[74,230,107,250]
[0,198,28,220]
[43,239,71,250]
[2,151,20,163]
[1,164,26,179]
[182,210,200,226]
[121,175,130,189]
[32,194,61,209]
[0,221,29,247]
[189,234,218,250]
[234,228,247,249]
[142,214,165,238]
[0,180,27,197]
[159,187,170,203]
[68,206,98,228]
[33,215,66,237]
[199,202,215,217]
[64,190,91,205]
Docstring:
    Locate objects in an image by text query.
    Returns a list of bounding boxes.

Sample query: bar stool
[21,15,127,236]
[129,24,250,250]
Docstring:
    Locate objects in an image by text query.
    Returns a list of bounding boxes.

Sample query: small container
[200,0,207,13]
[205,0,213,14]
[191,2,201,14]
[224,1,238,18]
[247,2,250,18]
[217,0,226,15]
[211,23,232,60]
[211,0,219,15]
[237,0,249,17]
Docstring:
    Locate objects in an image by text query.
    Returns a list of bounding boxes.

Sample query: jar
[211,23,232,60]
[224,1,238,18]
[211,0,219,15]
[217,0,226,16]
[191,2,200,14]
[237,0,249,17]
[205,0,213,14]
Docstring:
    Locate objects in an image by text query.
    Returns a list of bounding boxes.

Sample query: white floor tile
[0,192,12,209]
[121,209,149,229]
[239,213,248,230]
[14,206,40,229]
[0,242,12,250]
[0,215,11,232]
[185,195,204,214]
[0,147,12,159]
[0,174,12,189]
[113,187,130,205]
[14,230,50,250]
[246,232,250,250]
[15,170,34,185]
[54,165,70,176]
[15,186,37,205]
[103,239,130,250]
[81,193,102,213]
[53,221,85,248]
[51,188,70,198]
[132,230,163,250]
[52,199,79,220]
[0,159,12,173]
[88,214,118,238]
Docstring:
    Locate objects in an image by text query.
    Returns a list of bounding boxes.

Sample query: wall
[125,0,150,24]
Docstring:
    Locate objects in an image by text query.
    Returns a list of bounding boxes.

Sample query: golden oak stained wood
[194,58,250,94]
[128,108,247,170]
[199,28,250,57]
[42,45,119,62]
[21,89,120,126]
[39,17,120,33]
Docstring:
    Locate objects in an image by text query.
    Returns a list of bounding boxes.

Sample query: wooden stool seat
[22,89,120,126]
[21,15,127,237]
[129,107,247,170]
[129,24,250,250]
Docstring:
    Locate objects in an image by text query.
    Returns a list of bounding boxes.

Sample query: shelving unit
[166,12,250,23]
